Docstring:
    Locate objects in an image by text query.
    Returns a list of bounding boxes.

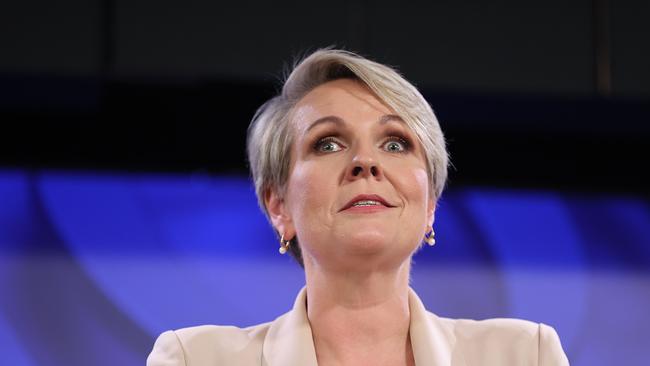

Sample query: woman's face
[267,79,434,271]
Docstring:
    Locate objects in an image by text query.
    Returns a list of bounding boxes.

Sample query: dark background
[2,0,649,194]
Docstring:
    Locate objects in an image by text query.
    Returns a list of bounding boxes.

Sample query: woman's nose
[346,151,384,181]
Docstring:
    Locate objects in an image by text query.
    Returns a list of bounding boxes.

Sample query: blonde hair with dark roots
[247,49,449,266]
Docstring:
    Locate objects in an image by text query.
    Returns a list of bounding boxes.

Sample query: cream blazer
[147,287,569,365]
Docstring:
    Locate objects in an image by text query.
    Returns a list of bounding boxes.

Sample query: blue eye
[315,137,343,153]
[383,136,409,153]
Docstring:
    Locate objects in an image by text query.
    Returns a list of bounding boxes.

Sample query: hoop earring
[279,234,291,254]
[425,227,436,246]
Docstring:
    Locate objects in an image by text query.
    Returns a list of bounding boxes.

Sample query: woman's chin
[336,231,411,260]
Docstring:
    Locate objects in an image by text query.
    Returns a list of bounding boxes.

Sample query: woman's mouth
[340,194,395,212]
[351,200,382,207]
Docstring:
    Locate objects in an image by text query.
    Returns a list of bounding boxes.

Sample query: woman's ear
[264,188,295,239]
[427,197,436,227]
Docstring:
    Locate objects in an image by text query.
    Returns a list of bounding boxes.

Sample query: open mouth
[341,194,395,212]
[351,200,383,207]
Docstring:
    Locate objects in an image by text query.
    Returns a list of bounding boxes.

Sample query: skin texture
[265,79,435,366]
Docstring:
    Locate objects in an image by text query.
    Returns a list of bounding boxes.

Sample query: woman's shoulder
[146,322,272,366]
[438,315,541,337]
[175,321,273,342]
[434,315,569,365]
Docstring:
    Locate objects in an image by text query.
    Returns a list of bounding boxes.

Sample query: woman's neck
[304,260,415,366]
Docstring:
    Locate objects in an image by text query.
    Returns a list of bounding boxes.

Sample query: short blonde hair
[247,49,449,260]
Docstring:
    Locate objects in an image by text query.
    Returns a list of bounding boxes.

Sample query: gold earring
[279,234,291,254]
[425,227,436,246]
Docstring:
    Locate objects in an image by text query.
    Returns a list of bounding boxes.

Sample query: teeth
[352,200,381,207]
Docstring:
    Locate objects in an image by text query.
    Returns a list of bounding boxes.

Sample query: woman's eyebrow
[305,115,345,134]
[306,114,404,134]
[379,114,405,125]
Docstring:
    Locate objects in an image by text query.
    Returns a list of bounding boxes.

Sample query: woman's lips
[340,194,395,212]
[342,203,391,213]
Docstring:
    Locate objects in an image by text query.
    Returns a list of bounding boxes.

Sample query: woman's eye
[314,137,343,153]
[383,137,409,153]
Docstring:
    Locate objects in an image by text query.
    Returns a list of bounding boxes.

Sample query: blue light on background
[1,169,648,366]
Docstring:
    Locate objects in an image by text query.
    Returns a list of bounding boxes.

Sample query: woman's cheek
[286,162,337,253]
[287,162,332,221]
[386,158,428,196]
[400,167,431,210]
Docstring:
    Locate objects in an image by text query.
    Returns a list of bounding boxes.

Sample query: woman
[147,49,569,365]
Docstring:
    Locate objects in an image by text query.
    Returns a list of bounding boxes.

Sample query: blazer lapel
[262,287,318,366]
[408,288,461,366]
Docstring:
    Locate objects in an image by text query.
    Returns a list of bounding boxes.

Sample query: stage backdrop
[1,168,649,366]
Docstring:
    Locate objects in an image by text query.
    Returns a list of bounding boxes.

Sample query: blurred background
[1,1,649,365]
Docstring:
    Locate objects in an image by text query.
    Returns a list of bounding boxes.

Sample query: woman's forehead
[290,79,397,135]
